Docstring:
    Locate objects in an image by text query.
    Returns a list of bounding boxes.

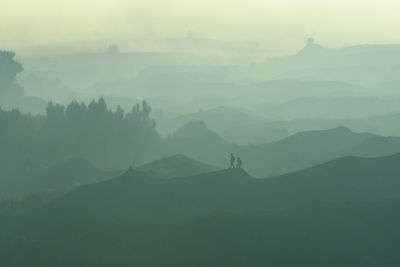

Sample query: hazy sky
[1,0,399,56]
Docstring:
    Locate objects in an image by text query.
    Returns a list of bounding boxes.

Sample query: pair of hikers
[229,153,242,169]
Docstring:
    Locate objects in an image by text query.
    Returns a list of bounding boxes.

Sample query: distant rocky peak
[298,37,327,55]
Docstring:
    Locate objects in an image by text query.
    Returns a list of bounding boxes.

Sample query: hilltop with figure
[229,153,243,169]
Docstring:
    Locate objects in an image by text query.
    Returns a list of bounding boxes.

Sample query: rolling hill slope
[136,154,222,178]
[0,157,119,198]
[2,153,400,266]
[165,124,400,176]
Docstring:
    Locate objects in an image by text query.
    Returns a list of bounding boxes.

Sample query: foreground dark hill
[0,157,119,198]
[136,154,222,178]
[2,153,400,266]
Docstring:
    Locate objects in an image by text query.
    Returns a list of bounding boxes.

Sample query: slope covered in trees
[0,51,24,101]
[0,99,160,172]
[0,50,46,113]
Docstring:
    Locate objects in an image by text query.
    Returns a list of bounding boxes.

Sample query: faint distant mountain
[19,51,209,100]
[238,79,377,115]
[248,79,369,98]
[297,37,328,56]
[131,65,237,96]
[253,39,400,90]
[136,154,222,178]
[264,111,400,137]
[161,34,267,63]
[220,125,288,145]
[168,106,269,133]
[17,40,400,117]
[264,96,400,119]
[3,153,400,266]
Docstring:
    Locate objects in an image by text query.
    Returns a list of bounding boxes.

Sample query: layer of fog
[5,37,400,141]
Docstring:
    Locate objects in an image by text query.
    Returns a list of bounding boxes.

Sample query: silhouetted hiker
[229,153,236,169]
[237,157,242,169]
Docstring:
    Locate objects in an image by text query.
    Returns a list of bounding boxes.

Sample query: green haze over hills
[1,5,400,264]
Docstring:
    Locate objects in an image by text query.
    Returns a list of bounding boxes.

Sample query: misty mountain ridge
[164,123,400,176]
[12,39,400,117]
[264,110,400,137]
[158,105,269,134]
[136,154,222,178]
[253,39,400,90]
[2,99,400,180]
